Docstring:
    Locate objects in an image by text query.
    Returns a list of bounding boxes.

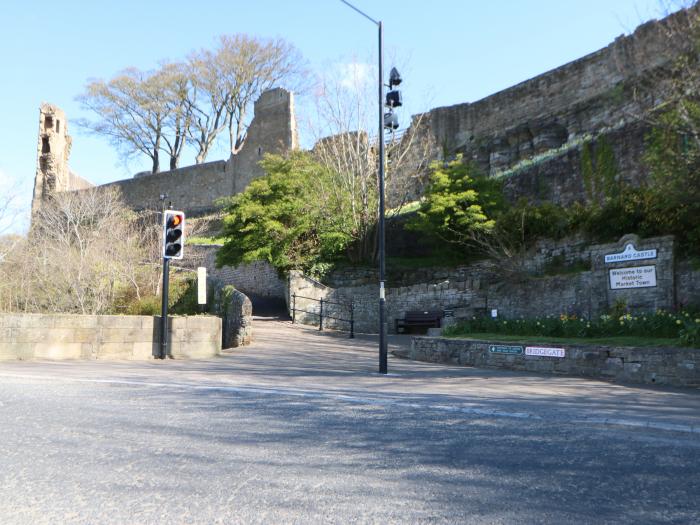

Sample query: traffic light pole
[160,257,170,359]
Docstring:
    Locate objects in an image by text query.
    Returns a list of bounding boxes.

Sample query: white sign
[525,346,566,358]
[197,267,207,304]
[491,309,498,318]
[604,243,657,264]
[609,265,657,289]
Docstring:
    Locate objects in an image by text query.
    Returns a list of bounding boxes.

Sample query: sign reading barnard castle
[604,243,657,264]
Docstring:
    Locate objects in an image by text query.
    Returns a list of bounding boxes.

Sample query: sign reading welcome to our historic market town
[609,265,657,289]
[604,243,657,264]
[489,345,523,355]
[525,346,566,358]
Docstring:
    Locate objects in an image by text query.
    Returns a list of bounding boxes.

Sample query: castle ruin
[32,8,695,218]
[28,7,700,322]
[32,88,298,218]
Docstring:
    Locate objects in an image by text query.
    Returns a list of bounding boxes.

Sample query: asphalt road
[0,319,699,524]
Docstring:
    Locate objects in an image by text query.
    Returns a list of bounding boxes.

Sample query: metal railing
[291,293,355,338]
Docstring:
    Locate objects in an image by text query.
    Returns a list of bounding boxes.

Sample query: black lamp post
[339,0,395,374]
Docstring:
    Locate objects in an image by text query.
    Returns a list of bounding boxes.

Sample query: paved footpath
[0,319,699,523]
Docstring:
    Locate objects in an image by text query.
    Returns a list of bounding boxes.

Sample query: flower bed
[443,309,700,348]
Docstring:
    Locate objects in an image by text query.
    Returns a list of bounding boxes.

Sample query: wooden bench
[395,310,443,334]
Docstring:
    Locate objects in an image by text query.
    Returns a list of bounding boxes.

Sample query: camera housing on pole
[384,67,402,132]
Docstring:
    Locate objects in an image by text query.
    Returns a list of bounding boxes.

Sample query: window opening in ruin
[42,137,50,153]
[44,116,53,129]
[56,120,60,133]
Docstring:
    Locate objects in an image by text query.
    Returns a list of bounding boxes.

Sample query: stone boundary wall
[0,314,221,361]
[404,336,700,389]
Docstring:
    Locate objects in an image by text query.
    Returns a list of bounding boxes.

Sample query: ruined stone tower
[31,103,71,216]
[230,88,298,194]
[31,103,94,218]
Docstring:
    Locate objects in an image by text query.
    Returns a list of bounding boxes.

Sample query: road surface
[0,319,698,523]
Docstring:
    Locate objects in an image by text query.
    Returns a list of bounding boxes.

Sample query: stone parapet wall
[0,314,221,361]
[405,336,700,389]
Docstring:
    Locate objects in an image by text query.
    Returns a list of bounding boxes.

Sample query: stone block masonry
[0,314,221,360]
[405,336,700,389]
[288,234,700,335]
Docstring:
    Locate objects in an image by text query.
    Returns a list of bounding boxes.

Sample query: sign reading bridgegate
[525,346,566,358]
[609,265,657,289]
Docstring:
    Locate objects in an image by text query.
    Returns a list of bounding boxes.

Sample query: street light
[339,0,392,374]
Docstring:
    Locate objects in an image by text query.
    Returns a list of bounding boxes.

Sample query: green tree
[408,156,503,247]
[216,152,350,275]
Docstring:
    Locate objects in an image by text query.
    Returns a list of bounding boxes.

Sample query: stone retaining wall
[404,336,700,389]
[187,245,286,299]
[289,234,699,335]
[0,314,221,360]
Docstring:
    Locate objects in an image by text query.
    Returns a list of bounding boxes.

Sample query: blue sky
[0,0,676,233]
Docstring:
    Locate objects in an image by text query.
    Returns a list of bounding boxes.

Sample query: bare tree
[0,188,160,315]
[78,34,307,169]
[78,68,170,173]
[159,63,193,170]
[309,62,431,262]
[187,34,308,163]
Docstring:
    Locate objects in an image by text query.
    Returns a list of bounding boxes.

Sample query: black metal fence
[290,293,354,338]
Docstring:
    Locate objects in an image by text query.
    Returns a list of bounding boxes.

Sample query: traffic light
[163,210,185,260]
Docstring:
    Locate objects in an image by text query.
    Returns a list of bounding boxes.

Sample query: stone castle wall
[393,7,695,206]
[420,10,690,172]
[35,9,696,216]
[40,89,297,218]
[100,160,230,215]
